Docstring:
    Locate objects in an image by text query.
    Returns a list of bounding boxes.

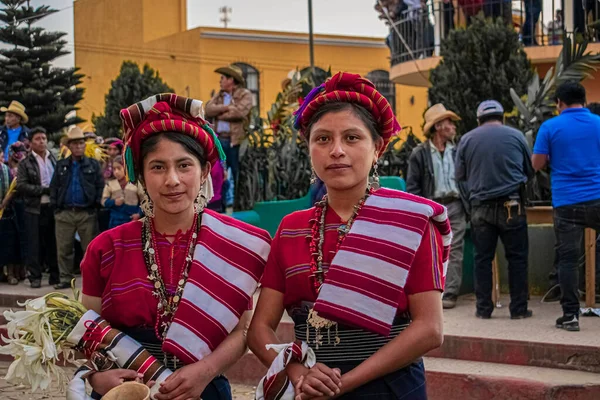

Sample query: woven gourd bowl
[103,381,150,400]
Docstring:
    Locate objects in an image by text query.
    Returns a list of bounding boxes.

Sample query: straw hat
[66,126,86,142]
[214,64,245,86]
[1,101,28,123]
[423,104,460,136]
[103,381,150,400]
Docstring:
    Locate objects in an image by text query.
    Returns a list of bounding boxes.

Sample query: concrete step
[226,354,600,399]
[425,357,600,400]
[429,332,600,373]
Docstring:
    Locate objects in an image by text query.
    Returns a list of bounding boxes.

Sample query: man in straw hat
[50,126,104,289]
[456,100,534,320]
[205,64,253,199]
[407,103,467,309]
[1,100,31,161]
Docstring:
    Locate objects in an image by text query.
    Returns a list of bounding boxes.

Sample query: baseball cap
[476,100,504,118]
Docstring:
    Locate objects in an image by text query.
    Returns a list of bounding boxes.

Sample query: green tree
[0,0,85,133]
[93,61,173,138]
[428,16,532,136]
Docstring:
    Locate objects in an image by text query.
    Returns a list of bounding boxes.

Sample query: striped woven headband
[119,93,225,183]
[293,72,401,149]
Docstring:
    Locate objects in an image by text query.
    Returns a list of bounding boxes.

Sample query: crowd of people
[1,62,599,398]
[0,63,253,292]
[378,0,600,62]
[406,81,600,332]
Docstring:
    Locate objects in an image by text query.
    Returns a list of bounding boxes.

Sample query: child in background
[101,155,142,229]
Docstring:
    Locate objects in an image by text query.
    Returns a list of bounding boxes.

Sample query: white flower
[3,309,42,338]
[19,295,49,311]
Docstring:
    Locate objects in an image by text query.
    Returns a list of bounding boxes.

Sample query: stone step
[226,354,600,399]
[424,357,600,400]
[429,331,600,373]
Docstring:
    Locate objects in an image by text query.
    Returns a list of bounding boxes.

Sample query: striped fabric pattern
[66,310,172,400]
[313,188,452,337]
[163,210,271,364]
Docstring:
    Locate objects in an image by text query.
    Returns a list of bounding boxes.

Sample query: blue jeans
[554,199,600,316]
[471,200,529,316]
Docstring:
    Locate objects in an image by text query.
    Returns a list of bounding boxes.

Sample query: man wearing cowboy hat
[1,100,31,161]
[50,127,104,289]
[456,100,534,320]
[205,64,253,198]
[407,103,468,309]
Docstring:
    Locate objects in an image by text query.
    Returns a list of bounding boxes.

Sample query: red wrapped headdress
[294,72,401,152]
[120,93,225,183]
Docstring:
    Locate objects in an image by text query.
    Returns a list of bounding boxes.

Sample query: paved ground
[0,362,256,399]
[445,294,600,346]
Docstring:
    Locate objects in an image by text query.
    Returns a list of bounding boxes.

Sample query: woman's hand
[154,361,214,400]
[131,213,141,220]
[115,197,124,206]
[294,363,341,399]
[88,369,142,395]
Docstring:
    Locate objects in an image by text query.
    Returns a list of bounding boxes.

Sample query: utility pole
[219,6,232,28]
[308,0,315,74]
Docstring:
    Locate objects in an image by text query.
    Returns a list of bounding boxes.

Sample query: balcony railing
[386,0,598,66]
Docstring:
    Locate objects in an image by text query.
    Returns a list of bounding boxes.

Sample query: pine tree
[0,0,84,133]
[93,61,174,138]
[428,16,532,136]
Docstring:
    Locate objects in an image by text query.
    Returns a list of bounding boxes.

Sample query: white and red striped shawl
[313,188,452,337]
[163,210,271,364]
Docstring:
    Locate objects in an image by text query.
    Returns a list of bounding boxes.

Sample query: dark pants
[441,0,454,39]
[471,200,529,316]
[483,1,512,26]
[219,137,240,184]
[554,199,600,316]
[332,360,426,399]
[24,205,59,282]
[522,0,542,45]
[575,0,600,40]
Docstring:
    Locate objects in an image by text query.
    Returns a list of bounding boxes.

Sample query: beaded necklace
[306,188,372,348]
[308,188,372,294]
[141,215,200,342]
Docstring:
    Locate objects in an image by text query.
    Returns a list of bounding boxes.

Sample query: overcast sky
[23,0,561,69]
[32,0,388,69]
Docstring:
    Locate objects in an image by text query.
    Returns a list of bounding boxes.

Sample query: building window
[233,62,260,112]
[300,67,328,98]
[367,70,396,111]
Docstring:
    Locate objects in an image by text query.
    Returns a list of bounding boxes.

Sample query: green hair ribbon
[124,146,137,183]
[203,123,227,163]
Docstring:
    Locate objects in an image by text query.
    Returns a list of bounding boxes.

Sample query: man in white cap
[0,100,30,161]
[408,103,467,309]
[456,100,534,320]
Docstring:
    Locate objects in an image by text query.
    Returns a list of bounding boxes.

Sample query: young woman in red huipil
[80,94,270,400]
[249,72,451,400]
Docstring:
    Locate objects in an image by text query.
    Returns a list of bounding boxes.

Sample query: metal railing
[387,0,599,66]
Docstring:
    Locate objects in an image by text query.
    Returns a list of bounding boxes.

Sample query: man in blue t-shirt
[532,81,600,332]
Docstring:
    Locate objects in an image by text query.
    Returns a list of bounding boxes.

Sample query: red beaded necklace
[308,189,372,295]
